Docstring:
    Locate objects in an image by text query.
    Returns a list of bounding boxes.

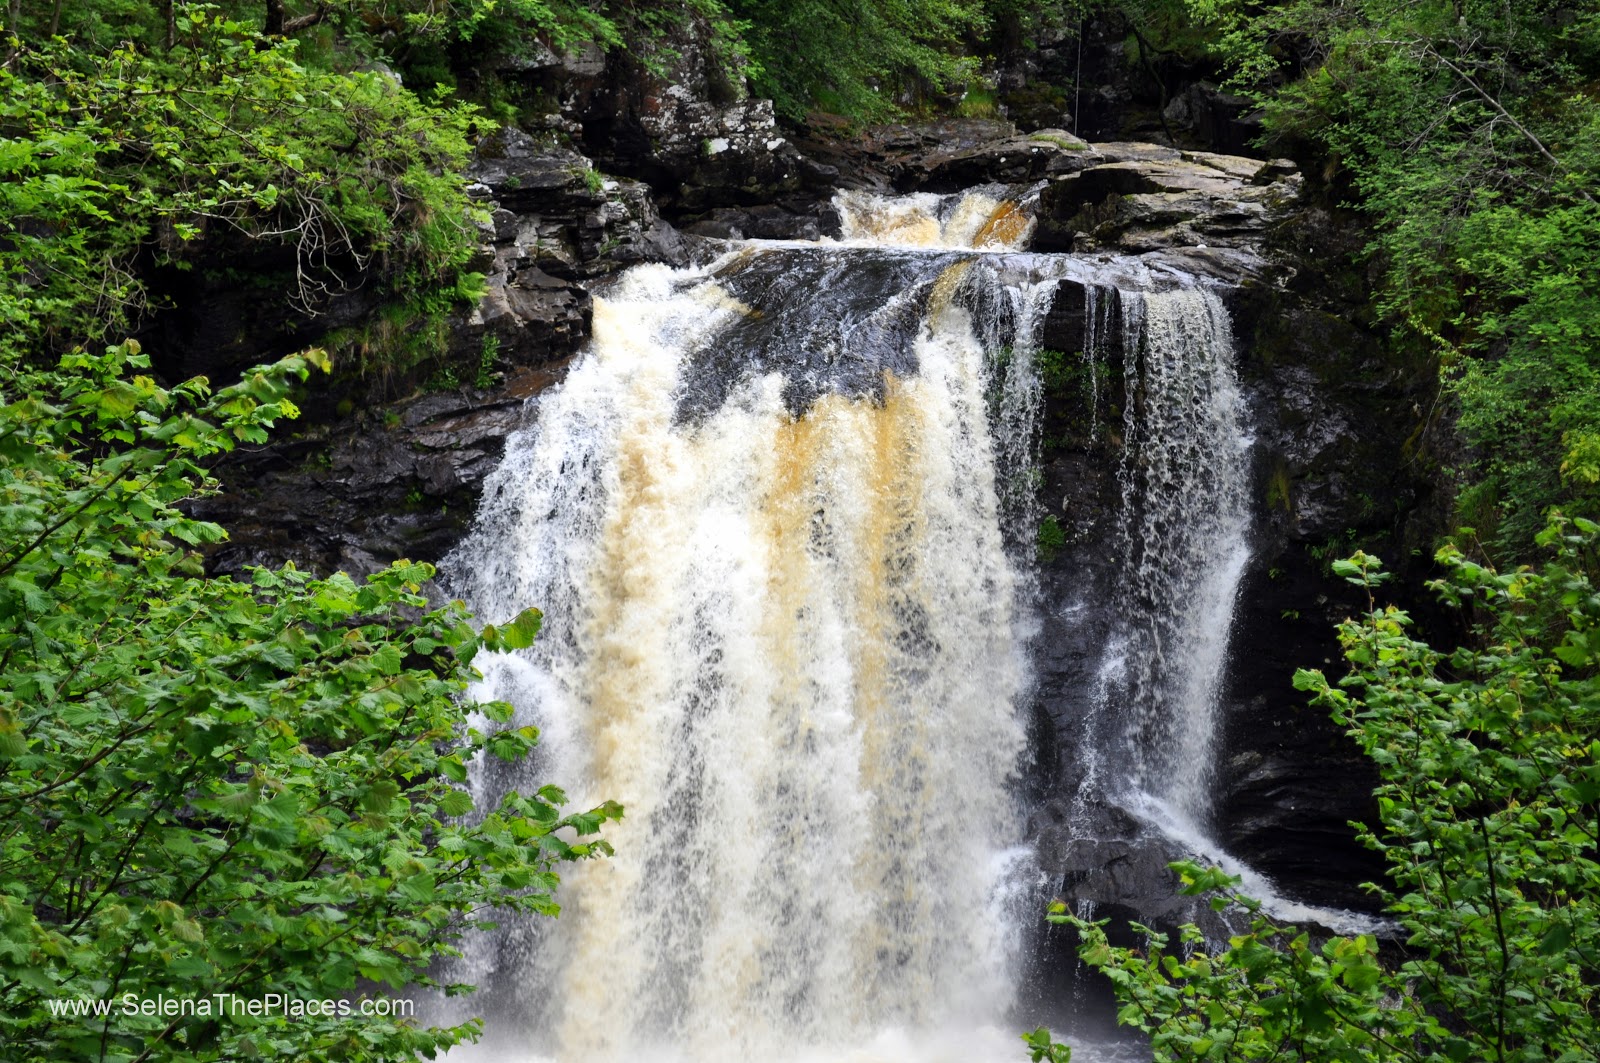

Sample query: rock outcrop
[1033,141,1301,284]
[199,129,708,581]
[194,379,543,579]
[486,20,830,217]
[458,128,698,370]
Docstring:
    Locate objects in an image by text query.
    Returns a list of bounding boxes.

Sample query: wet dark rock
[681,202,832,241]
[1023,165,1435,925]
[1203,199,1440,911]
[196,368,558,580]
[788,117,1021,192]
[1162,82,1264,157]
[679,246,965,421]
[989,16,1268,155]
[1036,800,1234,940]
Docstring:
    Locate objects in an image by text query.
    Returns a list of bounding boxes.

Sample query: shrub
[1035,527,1600,1061]
[0,342,620,1061]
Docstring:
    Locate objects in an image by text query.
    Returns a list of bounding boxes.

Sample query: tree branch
[1417,43,1595,205]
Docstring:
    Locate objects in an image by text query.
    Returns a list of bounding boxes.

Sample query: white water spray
[443,194,1067,1062]
[1116,288,1252,816]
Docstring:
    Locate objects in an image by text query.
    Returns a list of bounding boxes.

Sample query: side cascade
[1057,282,1388,942]
[1113,288,1252,828]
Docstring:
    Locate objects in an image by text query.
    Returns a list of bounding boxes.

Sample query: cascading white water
[1057,285,1249,832]
[1060,283,1387,939]
[1115,288,1251,818]
[441,192,1067,1063]
[437,181,1379,1061]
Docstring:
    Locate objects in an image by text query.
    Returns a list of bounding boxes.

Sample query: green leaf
[500,607,544,650]
[362,780,401,813]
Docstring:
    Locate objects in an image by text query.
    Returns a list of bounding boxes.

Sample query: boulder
[1034,146,1304,279]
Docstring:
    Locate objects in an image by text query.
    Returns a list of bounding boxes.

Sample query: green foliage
[0,6,488,376]
[1035,347,1086,395]
[1038,528,1600,1061]
[1023,1025,1073,1062]
[0,342,622,1061]
[1037,514,1068,562]
[265,0,754,103]
[476,332,502,389]
[729,0,992,119]
[955,78,1001,118]
[1118,1,1600,559]
[1263,461,1292,512]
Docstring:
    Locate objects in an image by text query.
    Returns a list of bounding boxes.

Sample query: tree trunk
[266,2,327,37]
[5,0,20,65]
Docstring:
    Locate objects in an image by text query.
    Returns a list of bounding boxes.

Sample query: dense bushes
[0,7,488,377]
[0,9,631,1058]
[0,343,622,1060]
[1038,529,1600,1060]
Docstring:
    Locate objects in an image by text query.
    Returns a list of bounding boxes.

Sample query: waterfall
[1056,284,1388,941]
[435,183,1356,1058]
[1052,286,1250,848]
[441,192,1071,1063]
[1114,288,1251,822]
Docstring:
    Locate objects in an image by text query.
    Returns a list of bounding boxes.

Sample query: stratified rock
[899,128,1100,191]
[1035,146,1304,282]
[681,202,830,241]
[202,130,708,579]
[196,371,558,579]
[454,127,700,369]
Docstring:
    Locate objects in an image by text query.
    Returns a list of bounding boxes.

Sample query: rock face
[488,20,830,218]
[1211,204,1440,908]
[458,128,698,370]
[985,15,1267,153]
[199,129,708,581]
[1033,141,1301,284]
[786,118,1092,193]
[195,379,542,579]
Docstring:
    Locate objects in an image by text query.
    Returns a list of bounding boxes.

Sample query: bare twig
[1414,42,1595,204]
